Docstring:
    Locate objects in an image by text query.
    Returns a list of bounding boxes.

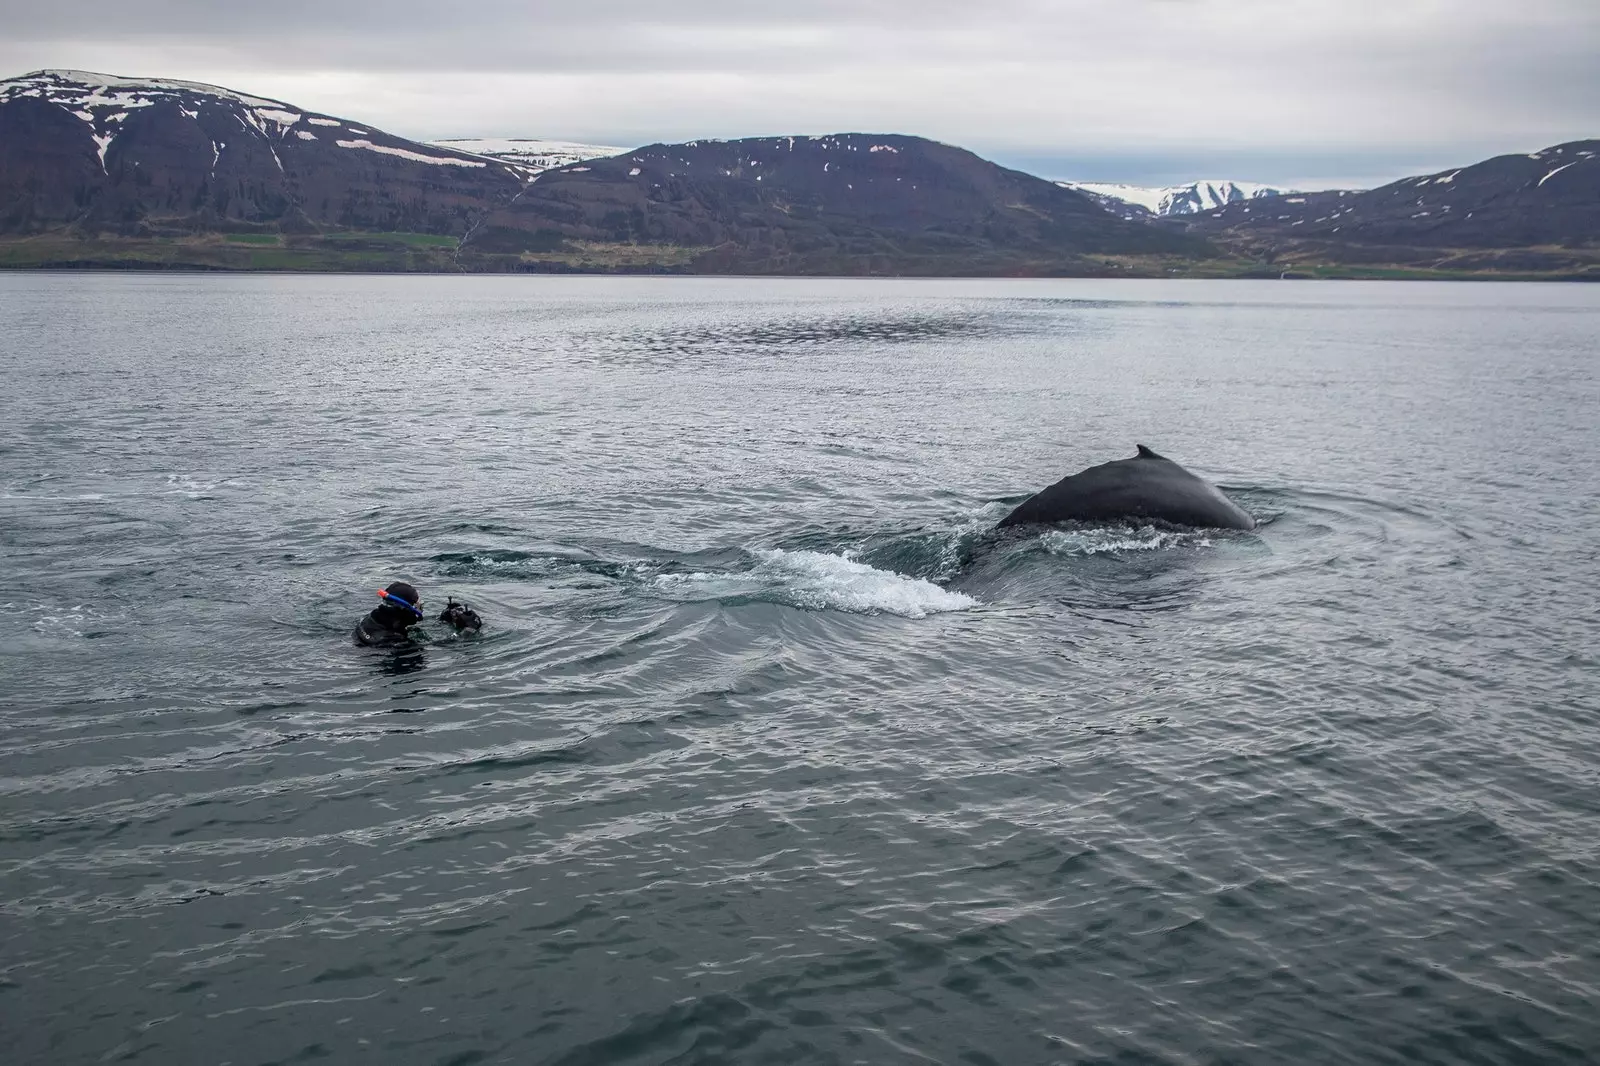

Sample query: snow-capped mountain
[429,139,628,173]
[0,69,528,235]
[1059,180,1297,219]
[0,70,531,178]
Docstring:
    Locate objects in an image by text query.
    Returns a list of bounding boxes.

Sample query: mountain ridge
[0,70,1218,274]
[0,68,530,238]
[461,132,1217,273]
[1185,140,1600,274]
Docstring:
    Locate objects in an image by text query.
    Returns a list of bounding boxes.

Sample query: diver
[354,581,483,646]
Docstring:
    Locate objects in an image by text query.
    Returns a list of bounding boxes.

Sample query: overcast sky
[2,0,1596,189]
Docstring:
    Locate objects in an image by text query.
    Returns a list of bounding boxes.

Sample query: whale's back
[998,446,1256,531]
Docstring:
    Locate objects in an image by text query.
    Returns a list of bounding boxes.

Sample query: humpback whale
[998,445,1256,531]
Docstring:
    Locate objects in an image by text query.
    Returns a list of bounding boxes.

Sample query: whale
[997,445,1256,531]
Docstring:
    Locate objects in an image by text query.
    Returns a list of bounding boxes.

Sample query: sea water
[2,275,1597,1064]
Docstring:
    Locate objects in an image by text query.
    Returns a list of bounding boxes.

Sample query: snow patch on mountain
[336,139,486,167]
[429,139,628,173]
[1,69,303,132]
[1,69,285,110]
[1060,179,1300,218]
[2,69,512,176]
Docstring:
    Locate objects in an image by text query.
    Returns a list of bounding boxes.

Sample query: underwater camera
[438,597,484,633]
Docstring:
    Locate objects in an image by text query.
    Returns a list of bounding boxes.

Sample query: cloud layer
[4,0,1596,187]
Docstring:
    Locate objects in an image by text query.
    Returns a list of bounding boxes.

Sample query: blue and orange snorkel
[377,588,424,619]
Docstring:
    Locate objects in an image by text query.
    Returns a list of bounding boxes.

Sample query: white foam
[1038,526,1212,556]
[0,600,122,640]
[655,550,977,618]
[751,549,976,617]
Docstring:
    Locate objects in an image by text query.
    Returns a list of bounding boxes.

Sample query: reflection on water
[373,644,428,676]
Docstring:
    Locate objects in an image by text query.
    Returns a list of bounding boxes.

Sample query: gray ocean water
[2,274,1598,1065]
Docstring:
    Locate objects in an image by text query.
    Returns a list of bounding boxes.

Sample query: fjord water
[2,275,1598,1066]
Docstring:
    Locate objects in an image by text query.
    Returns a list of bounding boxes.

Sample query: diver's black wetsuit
[354,581,425,646]
[353,602,420,646]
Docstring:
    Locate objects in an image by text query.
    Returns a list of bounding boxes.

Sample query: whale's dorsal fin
[1135,444,1166,460]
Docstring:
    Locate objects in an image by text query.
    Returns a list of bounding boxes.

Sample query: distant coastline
[2,240,1593,281]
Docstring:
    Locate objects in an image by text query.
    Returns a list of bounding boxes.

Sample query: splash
[654,549,977,618]
[754,549,978,617]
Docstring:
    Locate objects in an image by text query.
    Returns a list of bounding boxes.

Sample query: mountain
[462,134,1217,274]
[428,139,628,173]
[0,70,1215,273]
[0,69,527,237]
[1061,180,1297,219]
[5,68,1587,277]
[1188,141,1600,273]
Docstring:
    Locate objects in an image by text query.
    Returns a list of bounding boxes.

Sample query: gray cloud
[2,0,1595,187]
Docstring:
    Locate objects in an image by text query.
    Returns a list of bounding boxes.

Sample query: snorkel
[377,587,424,619]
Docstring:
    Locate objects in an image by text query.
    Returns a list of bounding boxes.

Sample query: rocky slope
[1188,141,1600,271]
[0,70,528,236]
[465,134,1216,273]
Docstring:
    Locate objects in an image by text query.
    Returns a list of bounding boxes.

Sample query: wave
[0,492,109,502]
[431,548,545,576]
[1,471,234,503]
[1,601,125,641]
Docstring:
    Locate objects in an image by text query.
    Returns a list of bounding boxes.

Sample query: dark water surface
[2,275,1598,1065]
